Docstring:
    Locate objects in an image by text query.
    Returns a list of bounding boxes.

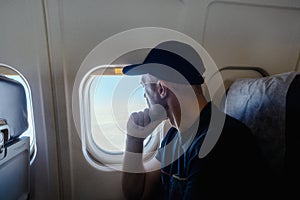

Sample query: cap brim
[123,63,204,85]
[122,64,145,75]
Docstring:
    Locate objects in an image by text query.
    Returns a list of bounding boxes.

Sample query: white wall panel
[203,0,300,75]
[0,0,60,199]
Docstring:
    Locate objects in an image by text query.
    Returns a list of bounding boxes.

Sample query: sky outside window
[90,75,148,153]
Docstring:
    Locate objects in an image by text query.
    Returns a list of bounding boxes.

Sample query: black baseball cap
[122,40,205,85]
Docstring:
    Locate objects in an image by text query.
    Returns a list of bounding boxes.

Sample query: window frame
[79,65,164,169]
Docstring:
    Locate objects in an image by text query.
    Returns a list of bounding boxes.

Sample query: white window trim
[79,65,165,171]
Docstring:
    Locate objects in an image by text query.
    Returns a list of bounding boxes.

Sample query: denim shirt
[155,102,265,199]
[156,103,210,200]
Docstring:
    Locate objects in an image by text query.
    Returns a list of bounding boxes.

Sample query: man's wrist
[125,135,144,153]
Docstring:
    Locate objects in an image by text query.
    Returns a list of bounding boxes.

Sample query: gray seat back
[222,71,299,176]
[0,75,30,200]
[0,75,28,139]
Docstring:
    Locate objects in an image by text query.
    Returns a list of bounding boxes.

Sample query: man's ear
[157,80,168,99]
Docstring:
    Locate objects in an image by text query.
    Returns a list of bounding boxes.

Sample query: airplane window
[0,65,36,163]
[89,73,150,153]
[80,66,164,167]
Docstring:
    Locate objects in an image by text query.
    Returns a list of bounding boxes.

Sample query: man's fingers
[130,110,152,127]
[137,111,144,126]
[127,108,165,139]
[131,112,138,124]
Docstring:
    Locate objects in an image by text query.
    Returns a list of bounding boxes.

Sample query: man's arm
[122,109,163,200]
[122,145,161,200]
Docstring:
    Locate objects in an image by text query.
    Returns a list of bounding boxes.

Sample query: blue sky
[90,75,147,152]
[93,75,147,117]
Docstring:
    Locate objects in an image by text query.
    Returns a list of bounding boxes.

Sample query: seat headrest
[0,75,28,139]
[221,71,299,175]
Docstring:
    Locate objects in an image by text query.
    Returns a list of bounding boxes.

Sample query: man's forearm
[122,136,146,200]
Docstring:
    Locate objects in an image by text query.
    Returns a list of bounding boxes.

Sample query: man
[122,41,267,199]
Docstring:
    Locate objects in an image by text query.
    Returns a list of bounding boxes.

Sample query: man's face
[141,74,159,108]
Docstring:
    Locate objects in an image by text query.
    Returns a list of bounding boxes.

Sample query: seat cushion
[222,71,298,175]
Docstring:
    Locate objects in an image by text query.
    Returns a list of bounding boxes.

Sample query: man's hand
[123,105,165,199]
[127,104,167,139]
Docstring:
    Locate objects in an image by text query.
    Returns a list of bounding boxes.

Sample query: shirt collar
[179,102,212,152]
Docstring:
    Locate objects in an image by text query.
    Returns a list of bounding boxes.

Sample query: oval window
[81,65,163,166]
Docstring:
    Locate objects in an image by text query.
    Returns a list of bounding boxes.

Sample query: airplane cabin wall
[0,0,299,199]
[0,0,60,199]
[45,0,300,199]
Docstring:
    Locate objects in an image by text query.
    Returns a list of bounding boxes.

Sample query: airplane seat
[220,71,299,196]
[0,75,30,200]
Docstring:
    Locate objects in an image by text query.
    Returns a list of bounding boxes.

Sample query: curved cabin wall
[0,0,299,199]
[0,0,60,199]
[203,1,300,75]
